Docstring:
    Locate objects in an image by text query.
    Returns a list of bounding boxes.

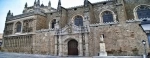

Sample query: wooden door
[68,40,78,55]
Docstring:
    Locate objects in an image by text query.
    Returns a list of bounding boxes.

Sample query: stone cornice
[90,21,119,27]
[126,18,150,23]
[6,11,46,21]
[3,32,35,37]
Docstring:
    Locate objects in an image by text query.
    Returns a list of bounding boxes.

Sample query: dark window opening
[50,13,53,15]
[74,15,83,26]
[16,22,21,32]
[74,8,77,10]
[102,11,114,23]
[23,19,33,33]
[103,2,106,5]
[137,5,150,19]
[52,19,56,28]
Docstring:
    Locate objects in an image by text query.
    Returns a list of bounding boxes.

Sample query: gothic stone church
[2,0,150,56]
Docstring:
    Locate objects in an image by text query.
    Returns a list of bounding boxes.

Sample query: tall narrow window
[137,5,150,19]
[51,19,56,28]
[16,22,21,32]
[102,11,114,23]
[74,15,83,26]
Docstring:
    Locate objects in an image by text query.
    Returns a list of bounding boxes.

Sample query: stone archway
[68,39,78,55]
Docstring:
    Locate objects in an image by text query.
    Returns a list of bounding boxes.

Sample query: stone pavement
[0,52,58,58]
[0,52,145,58]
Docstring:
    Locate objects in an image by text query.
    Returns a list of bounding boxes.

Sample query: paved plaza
[0,52,57,58]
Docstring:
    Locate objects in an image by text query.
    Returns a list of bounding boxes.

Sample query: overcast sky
[0,0,106,33]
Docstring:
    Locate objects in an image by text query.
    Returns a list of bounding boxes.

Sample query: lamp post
[142,40,147,58]
[139,19,150,58]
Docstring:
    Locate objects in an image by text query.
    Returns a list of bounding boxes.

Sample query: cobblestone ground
[0,52,57,58]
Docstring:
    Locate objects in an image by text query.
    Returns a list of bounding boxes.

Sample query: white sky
[0,0,106,33]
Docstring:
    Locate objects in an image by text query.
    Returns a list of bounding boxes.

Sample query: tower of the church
[48,0,51,10]
[56,0,62,27]
[7,10,11,16]
[48,0,51,7]
[6,10,13,20]
[57,0,61,11]
[34,0,40,8]
[83,0,90,27]
[37,0,40,5]
[24,2,27,8]
[84,0,88,7]
[34,0,36,6]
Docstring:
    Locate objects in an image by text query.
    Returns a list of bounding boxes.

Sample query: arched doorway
[68,39,78,55]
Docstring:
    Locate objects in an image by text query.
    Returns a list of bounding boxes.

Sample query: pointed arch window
[137,5,150,19]
[51,19,56,28]
[102,11,114,23]
[16,22,22,32]
[74,15,83,26]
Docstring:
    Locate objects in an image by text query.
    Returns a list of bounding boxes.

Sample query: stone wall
[3,35,33,54]
[124,0,150,19]
[2,0,150,57]
[93,1,116,23]
[33,31,55,55]
[89,22,149,56]
[59,8,68,28]
[36,15,48,30]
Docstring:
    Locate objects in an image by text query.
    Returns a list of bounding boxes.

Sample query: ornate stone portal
[99,34,107,56]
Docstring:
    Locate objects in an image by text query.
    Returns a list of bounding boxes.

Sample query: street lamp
[139,19,150,58]
[142,40,147,58]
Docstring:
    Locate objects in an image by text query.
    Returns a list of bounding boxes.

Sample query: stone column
[13,22,15,34]
[21,21,23,33]
[18,38,20,52]
[50,37,53,55]
[85,33,89,56]
[59,35,63,56]
[54,36,58,56]
[79,36,83,56]
[99,34,107,56]
[64,44,67,56]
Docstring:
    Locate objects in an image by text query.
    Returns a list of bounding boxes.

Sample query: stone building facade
[0,33,2,47]
[2,0,150,56]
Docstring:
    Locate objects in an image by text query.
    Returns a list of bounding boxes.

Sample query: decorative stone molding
[99,9,117,23]
[126,18,150,23]
[14,21,23,34]
[36,29,51,33]
[90,21,118,27]
[7,12,45,21]
[3,32,35,37]
[62,37,80,56]
[133,4,150,20]
[71,15,84,26]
